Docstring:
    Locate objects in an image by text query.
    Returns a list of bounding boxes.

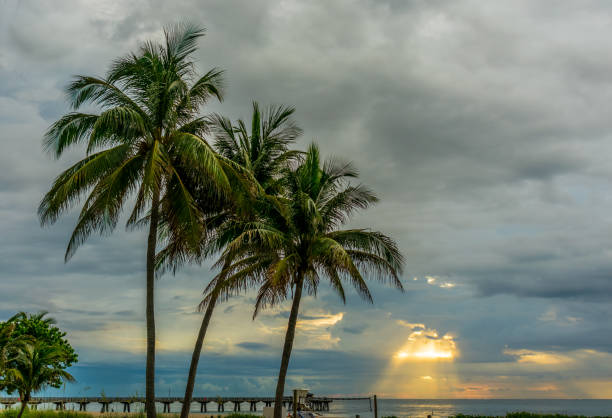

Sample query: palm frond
[320,184,378,228]
[43,113,99,158]
[65,154,145,260]
[39,144,133,226]
[326,229,404,273]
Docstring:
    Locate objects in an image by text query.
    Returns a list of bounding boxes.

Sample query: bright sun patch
[393,322,458,361]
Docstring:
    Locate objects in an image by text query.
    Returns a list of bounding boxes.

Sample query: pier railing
[0,396,352,413]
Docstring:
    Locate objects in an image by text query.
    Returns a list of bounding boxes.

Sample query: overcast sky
[2,0,612,399]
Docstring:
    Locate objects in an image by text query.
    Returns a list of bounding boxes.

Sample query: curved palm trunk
[145,190,161,418]
[179,291,219,418]
[17,394,29,418]
[273,274,305,418]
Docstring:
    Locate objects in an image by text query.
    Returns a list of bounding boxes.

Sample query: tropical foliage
[0,312,76,390]
[3,342,75,418]
[209,144,404,417]
[0,313,76,418]
[157,102,302,418]
[39,23,229,418]
[41,23,405,418]
[0,322,16,374]
[211,102,302,193]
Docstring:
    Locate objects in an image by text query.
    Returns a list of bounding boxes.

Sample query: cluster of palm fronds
[39,23,405,418]
[0,314,75,418]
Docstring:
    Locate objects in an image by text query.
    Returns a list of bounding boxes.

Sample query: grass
[1,411,610,418]
[0,411,167,418]
[454,413,612,418]
[0,412,94,418]
[0,411,259,418]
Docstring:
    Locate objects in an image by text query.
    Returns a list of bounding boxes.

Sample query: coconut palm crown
[211,102,302,193]
[38,23,227,418]
[210,143,405,418]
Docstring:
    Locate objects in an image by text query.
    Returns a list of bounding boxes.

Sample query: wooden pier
[0,396,340,413]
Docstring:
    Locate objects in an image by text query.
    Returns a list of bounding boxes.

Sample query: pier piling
[99,402,110,413]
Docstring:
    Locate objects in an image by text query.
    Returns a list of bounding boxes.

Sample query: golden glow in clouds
[394,321,458,361]
[374,321,459,398]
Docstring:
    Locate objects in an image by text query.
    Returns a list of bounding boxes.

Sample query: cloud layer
[2,0,612,398]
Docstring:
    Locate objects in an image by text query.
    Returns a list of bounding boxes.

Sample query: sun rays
[392,322,458,362]
[372,321,460,398]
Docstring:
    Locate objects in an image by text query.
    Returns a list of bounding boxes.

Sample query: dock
[0,396,343,413]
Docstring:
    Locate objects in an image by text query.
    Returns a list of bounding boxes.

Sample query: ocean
[327,399,612,417]
[20,399,612,417]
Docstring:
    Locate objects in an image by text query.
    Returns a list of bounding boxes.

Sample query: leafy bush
[0,312,77,390]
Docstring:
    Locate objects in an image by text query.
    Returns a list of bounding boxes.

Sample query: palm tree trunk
[273,273,304,418]
[145,189,160,418]
[179,291,219,418]
[17,394,29,418]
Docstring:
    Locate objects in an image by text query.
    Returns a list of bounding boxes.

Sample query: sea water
[327,399,612,417]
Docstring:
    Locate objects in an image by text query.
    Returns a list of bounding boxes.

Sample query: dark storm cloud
[3,0,612,397]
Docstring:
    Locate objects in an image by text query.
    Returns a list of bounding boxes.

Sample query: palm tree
[4,341,75,418]
[215,144,404,418]
[38,23,228,418]
[158,102,302,418]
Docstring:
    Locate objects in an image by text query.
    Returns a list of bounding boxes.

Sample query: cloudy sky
[2,0,612,399]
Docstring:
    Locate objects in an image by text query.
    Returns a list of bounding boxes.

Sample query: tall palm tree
[4,341,75,418]
[158,102,302,418]
[215,144,404,418]
[38,23,228,418]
